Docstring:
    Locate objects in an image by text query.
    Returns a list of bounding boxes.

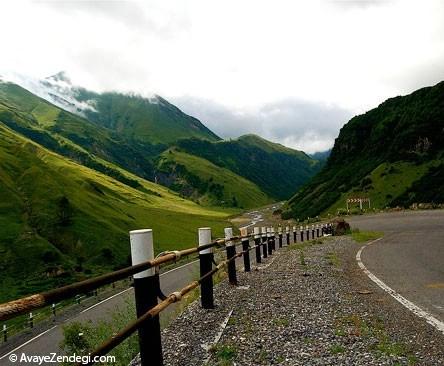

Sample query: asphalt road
[348,210,444,324]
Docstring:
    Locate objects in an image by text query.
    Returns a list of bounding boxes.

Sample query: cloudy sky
[1,0,443,153]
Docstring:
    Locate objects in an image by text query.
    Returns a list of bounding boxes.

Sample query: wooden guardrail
[0,223,333,365]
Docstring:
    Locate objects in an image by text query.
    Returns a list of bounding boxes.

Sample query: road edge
[356,238,444,335]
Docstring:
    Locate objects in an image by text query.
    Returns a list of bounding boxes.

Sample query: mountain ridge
[2,75,321,208]
[282,80,444,219]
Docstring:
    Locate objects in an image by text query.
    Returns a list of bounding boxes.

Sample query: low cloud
[172,97,353,154]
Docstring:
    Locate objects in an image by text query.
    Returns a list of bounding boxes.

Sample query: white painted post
[261,226,268,258]
[129,229,162,366]
[198,227,214,308]
[267,227,273,255]
[225,227,237,285]
[254,227,261,263]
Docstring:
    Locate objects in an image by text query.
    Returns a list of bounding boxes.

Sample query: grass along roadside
[351,229,383,243]
[334,314,418,364]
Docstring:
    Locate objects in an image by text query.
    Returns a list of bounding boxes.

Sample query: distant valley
[0,73,320,301]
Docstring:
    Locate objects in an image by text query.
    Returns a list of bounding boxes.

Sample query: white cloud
[1,0,443,152]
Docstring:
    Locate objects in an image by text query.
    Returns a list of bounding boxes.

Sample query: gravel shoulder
[140,236,444,365]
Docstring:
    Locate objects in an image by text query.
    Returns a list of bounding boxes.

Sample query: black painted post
[286,226,290,245]
[316,224,320,238]
[267,228,273,255]
[240,228,251,272]
[254,227,262,263]
[130,229,163,366]
[198,227,214,309]
[300,225,304,242]
[2,324,6,343]
[261,227,268,258]
[272,227,276,251]
[312,225,315,240]
[293,226,297,243]
[29,313,33,329]
[225,227,238,285]
[306,226,310,241]
[278,227,283,248]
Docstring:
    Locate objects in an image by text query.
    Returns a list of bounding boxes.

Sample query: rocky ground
[135,235,444,365]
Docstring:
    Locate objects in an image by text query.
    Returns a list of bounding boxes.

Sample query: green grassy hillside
[283,81,444,219]
[0,83,273,209]
[156,149,271,208]
[0,123,234,302]
[0,82,164,183]
[175,134,321,200]
[76,90,220,144]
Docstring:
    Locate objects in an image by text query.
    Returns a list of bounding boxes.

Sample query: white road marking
[203,309,234,364]
[0,326,57,360]
[356,238,444,335]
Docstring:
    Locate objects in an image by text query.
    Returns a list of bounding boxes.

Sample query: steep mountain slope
[282,81,444,219]
[0,123,232,302]
[175,134,322,200]
[29,72,220,144]
[0,82,273,208]
[0,81,163,183]
[4,76,321,207]
[156,149,271,208]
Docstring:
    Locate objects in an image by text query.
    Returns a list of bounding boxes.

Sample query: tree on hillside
[57,196,73,226]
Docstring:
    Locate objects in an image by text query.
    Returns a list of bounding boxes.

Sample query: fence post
[306,226,310,241]
[254,227,261,263]
[273,227,277,251]
[130,229,163,366]
[52,303,56,318]
[300,226,304,242]
[316,224,320,238]
[240,228,251,272]
[261,227,268,258]
[199,227,214,309]
[312,225,315,240]
[293,226,297,243]
[286,226,290,245]
[267,228,273,256]
[271,227,276,252]
[225,227,238,285]
[3,324,7,342]
[278,227,283,248]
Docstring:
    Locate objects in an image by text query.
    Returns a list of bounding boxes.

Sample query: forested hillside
[283,81,444,219]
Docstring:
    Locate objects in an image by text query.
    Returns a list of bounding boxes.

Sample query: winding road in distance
[348,210,444,329]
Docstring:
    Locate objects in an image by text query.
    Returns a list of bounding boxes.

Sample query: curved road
[349,210,444,325]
